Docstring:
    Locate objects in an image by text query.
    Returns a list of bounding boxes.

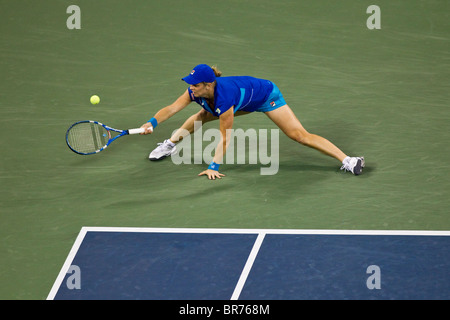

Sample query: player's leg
[149,109,250,161]
[149,109,216,160]
[169,109,217,143]
[265,105,364,174]
[265,104,347,161]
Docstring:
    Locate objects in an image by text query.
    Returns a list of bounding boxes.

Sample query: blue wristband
[148,117,158,128]
[208,162,220,171]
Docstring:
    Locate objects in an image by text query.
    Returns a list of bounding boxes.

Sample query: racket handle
[128,127,151,135]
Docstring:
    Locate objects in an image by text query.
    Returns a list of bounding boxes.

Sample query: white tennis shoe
[340,156,365,175]
[149,139,176,161]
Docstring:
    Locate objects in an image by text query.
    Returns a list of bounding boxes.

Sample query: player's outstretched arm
[140,90,192,134]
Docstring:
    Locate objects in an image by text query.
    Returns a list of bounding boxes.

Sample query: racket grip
[128,128,150,135]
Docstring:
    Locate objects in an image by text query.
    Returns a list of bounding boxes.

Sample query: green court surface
[0,0,449,299]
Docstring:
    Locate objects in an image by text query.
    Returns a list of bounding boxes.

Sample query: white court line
[80,226,450,236]
[46,228,89,300]
[231,232,265,300]
[47,227,450,300]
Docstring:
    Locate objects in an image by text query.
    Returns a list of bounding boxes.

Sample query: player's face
[190,82,212,98]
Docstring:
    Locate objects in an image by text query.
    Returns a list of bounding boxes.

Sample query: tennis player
[140,64,364,179]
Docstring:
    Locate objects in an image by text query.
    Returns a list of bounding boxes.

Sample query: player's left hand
[198,169,226,180]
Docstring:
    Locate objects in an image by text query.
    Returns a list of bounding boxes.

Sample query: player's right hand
[140,123,154,135]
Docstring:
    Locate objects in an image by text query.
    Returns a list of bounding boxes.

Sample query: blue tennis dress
[187,76,286,117]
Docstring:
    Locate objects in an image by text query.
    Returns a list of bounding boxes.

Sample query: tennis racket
[66,120,150,155]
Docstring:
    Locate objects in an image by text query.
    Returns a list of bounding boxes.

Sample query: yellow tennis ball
[90,95,100,105]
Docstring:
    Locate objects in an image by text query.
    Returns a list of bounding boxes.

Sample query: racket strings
[67,122,109,154]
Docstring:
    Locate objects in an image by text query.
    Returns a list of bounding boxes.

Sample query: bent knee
[197,109,217,123]
[288,129,312,145]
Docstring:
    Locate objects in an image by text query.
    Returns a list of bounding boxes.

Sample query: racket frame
[66,120,144,155]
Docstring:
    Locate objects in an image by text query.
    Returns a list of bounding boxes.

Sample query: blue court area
[49,228,450,300]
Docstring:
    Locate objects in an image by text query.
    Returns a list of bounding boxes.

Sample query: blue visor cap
[182,64,216,85]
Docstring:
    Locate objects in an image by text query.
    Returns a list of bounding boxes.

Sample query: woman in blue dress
[140,64,364,179]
